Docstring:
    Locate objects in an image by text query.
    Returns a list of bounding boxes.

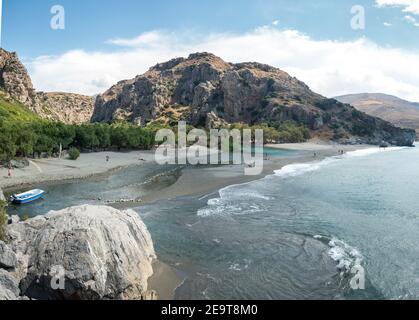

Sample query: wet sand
[142,142,369,204]
[147,261,185,300]
[1,142,372,300]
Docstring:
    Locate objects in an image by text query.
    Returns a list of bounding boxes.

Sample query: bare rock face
[92,52,416,146]
[0,49,94,124]
[206,111,228,129]
[7,205,156,300]
[0,269,20,300]
[35,92,95,124]
[0,241,18,270]
[0,48,37,107]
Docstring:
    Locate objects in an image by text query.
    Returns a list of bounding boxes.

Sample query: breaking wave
[274,147,406,179]
[315,235,364,276]
[198,147,407,217]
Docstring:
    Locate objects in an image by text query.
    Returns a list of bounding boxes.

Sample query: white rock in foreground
[0,188,5,202]
[8,205,156,300]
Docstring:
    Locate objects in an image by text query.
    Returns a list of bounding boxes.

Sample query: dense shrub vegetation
[0,95,310,162]
[230,121,310,143]
[0,120,156,161]
[0,97,156,161]
[68,147,81,160]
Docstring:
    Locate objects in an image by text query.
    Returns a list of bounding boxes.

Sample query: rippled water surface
[139,147,419,299]
[6,163,180,217]
[7,146,419,299]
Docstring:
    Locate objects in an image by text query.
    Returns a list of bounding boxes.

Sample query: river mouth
[6,146,413,300]
[5,147,300,217]
[5,163,182,218]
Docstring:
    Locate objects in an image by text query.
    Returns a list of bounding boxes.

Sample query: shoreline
[2,142,373,300]
[0,150,157,191]
[1,142,370,195]
[147,260,185,300]
[141,142,371,204]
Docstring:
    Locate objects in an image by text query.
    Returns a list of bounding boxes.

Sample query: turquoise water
[249,146,300,157]
[7,146,419,299]
[5,147,297,217]
[138,146,419,299]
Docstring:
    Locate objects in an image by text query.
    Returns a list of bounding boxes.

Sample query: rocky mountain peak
[148,52,232,75]
[91,52,416,146]
[0,49,37,108]
[0,48,94,124]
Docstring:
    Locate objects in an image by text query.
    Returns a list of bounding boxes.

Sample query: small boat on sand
[9,189,45,204]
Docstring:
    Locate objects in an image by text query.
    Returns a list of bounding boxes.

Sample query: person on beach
[7,163,13,178]
[106,156,110,163]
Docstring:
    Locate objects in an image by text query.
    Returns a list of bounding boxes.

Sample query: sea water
[138,146,419,299]
[7,146,419,299]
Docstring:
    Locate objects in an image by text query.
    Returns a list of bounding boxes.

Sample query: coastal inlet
[5,146,416,299]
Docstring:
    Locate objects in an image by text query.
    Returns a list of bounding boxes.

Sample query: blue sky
[2,0,419,101]
[3,0,418,57]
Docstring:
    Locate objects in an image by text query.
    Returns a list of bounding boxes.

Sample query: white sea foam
[228,259,252,272]
[314,234,364,278]
[344,147,406,158]
[274,147,407,179]
[327,237,364,275]
[198,146,407,217]
[197,187,271,217]
[274,157,338,178]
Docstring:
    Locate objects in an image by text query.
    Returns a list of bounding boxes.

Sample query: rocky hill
[35,92,95,124]
[335,93,419,135]
[0,48,94,124]
[0,49,37,108]
[92,52,416,146]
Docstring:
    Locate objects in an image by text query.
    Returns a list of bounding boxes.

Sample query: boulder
[0,269,20,300]
[8,205,156,300]
[10,159,30,169]
[7,215,20,225]
[0,241,17,269]
[0,285,18,300]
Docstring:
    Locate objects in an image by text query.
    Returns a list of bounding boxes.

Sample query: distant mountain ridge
[92,52,416,146]
[335,93,419,135]
[0,48,415,146]
[0,48,94,124]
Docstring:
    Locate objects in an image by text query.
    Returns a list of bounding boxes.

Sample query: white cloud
[272,20,280,26]
[107,30,172,47]
[404,14,419,25]
[26,27,419,102]
[376,0,419,15]
[383,21,393,26]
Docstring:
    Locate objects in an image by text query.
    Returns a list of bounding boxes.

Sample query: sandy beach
[0,150,156,190]
[1,141,363,192]
[1,141,373,300]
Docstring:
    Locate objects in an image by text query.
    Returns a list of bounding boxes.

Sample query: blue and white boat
[9,189,45,204]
